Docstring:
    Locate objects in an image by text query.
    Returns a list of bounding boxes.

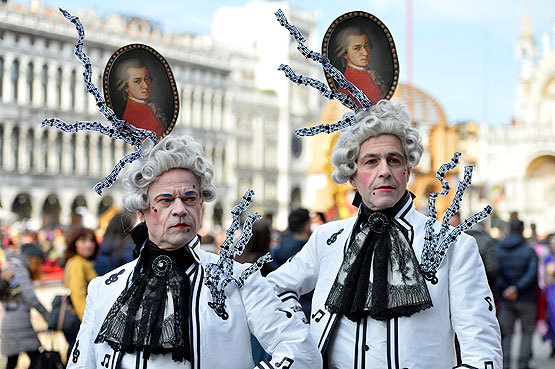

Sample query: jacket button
[363,344,369,351]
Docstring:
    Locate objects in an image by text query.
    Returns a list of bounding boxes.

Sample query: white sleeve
[448,235,502,369]
[66,277,99,369]
[241,271,322,369]
[266,229,321,307]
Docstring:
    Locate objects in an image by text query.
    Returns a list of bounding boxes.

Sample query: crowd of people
[1,201,555,368]
[0,103,551,368]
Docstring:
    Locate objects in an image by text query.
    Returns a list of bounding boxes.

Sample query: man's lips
[375,186,395,190]
[171,223,189,229]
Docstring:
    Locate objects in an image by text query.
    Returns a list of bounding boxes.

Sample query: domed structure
[308,83,458,219]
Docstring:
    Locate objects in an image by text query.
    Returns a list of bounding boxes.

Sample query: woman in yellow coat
[63,226,99,355]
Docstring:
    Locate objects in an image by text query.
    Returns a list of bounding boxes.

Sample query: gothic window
[110,139,116,165]
[27,62,33,103]
[0,57,3,97]
[41,130,48,171]
[11,127,19,169]
[27,129,34,170]
[11,59,19,101]
[84,135,90,173]
[0,125,3,167]
[70,135,76,173]
[56,132,62,172]
[56,67,62,107]
[41,65,48,104]
[70,69,76,107]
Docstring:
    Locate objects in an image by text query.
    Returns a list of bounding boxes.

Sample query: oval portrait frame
[103,43,179,138]
[322,11,399,103]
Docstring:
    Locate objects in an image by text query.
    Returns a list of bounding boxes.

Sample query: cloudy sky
[22,0,555,126]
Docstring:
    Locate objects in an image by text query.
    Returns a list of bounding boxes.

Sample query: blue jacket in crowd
[496,234,538,302]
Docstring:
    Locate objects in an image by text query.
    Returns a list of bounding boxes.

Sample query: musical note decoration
[419,152,493,284]
[204,189,273,320]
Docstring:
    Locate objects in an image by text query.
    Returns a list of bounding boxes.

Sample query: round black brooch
[368,213,389,233]
[152,255,173,276]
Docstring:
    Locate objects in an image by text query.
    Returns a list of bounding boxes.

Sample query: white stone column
[212,91,223,131]
[222,92,233,133]
[181,85,192,126]
[60,64,75,110]
[203,89,213,129]
[115,140,124,168]
[192,89,203,128]
[17,127,28,173]
[46,63,58,109]
[90,136,100,176]
[17,57,29,106]
[47,130,58,174]
[61,134,71,174]
[214,147,222,184]
[2,123,14,171]
[2,54,14,104]
[75,69,85,113]
[75,133,85,174]
[32,129,42,173]
[58,194,73,226]
[32,59,43,107]
[101,135,111,175]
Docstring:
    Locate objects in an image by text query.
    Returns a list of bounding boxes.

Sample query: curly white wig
[122,135,216,212]
[331,100,423,184]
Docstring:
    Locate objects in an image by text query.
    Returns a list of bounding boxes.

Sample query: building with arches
[476,10,555,236]
[305,83,459,221]
[0,0,320,231]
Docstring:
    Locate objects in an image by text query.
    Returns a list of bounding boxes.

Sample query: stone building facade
[0,0,321,231]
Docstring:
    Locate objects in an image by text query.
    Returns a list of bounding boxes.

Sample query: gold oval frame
[103,43,179,138]
[322,11,399,102]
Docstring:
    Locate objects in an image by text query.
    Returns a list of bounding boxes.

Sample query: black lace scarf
[325,191,433,321]
[95,224,194,363]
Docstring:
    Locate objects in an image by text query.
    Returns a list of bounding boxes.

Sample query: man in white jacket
[267,100,502,369]
[68,135,322,369]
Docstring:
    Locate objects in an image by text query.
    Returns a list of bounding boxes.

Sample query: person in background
[1,243,49,369]
[236,220,275,277]
[235,219,276,364]
[63,226,99,354]
[496,219,538,369]
[466,222,500,303]
[95,213,136,276]
[271,208,313,319]
[543,235,555,357]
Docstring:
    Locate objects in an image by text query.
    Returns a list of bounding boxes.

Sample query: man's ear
[138,210,145,222]
[349,175,356,188]
[406,166,412,179]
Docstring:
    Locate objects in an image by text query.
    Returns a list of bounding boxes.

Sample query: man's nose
[362,47,368,56]
[172,198,187,215]
[377,161,392,177]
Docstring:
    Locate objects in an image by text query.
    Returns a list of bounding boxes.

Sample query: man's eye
[364,159,377,165]
[160,198,172,203]
[184,196,198,205]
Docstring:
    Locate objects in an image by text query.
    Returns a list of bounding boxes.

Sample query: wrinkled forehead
[358,133,406,157]
[147,168,200,196]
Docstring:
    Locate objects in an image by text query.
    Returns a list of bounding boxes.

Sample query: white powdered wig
[123,135,216,212]
[331,100,423,184]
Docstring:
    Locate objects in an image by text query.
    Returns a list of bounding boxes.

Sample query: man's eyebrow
[184,190,199,196]
[154,193,173,201]
[360,151,405,159]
